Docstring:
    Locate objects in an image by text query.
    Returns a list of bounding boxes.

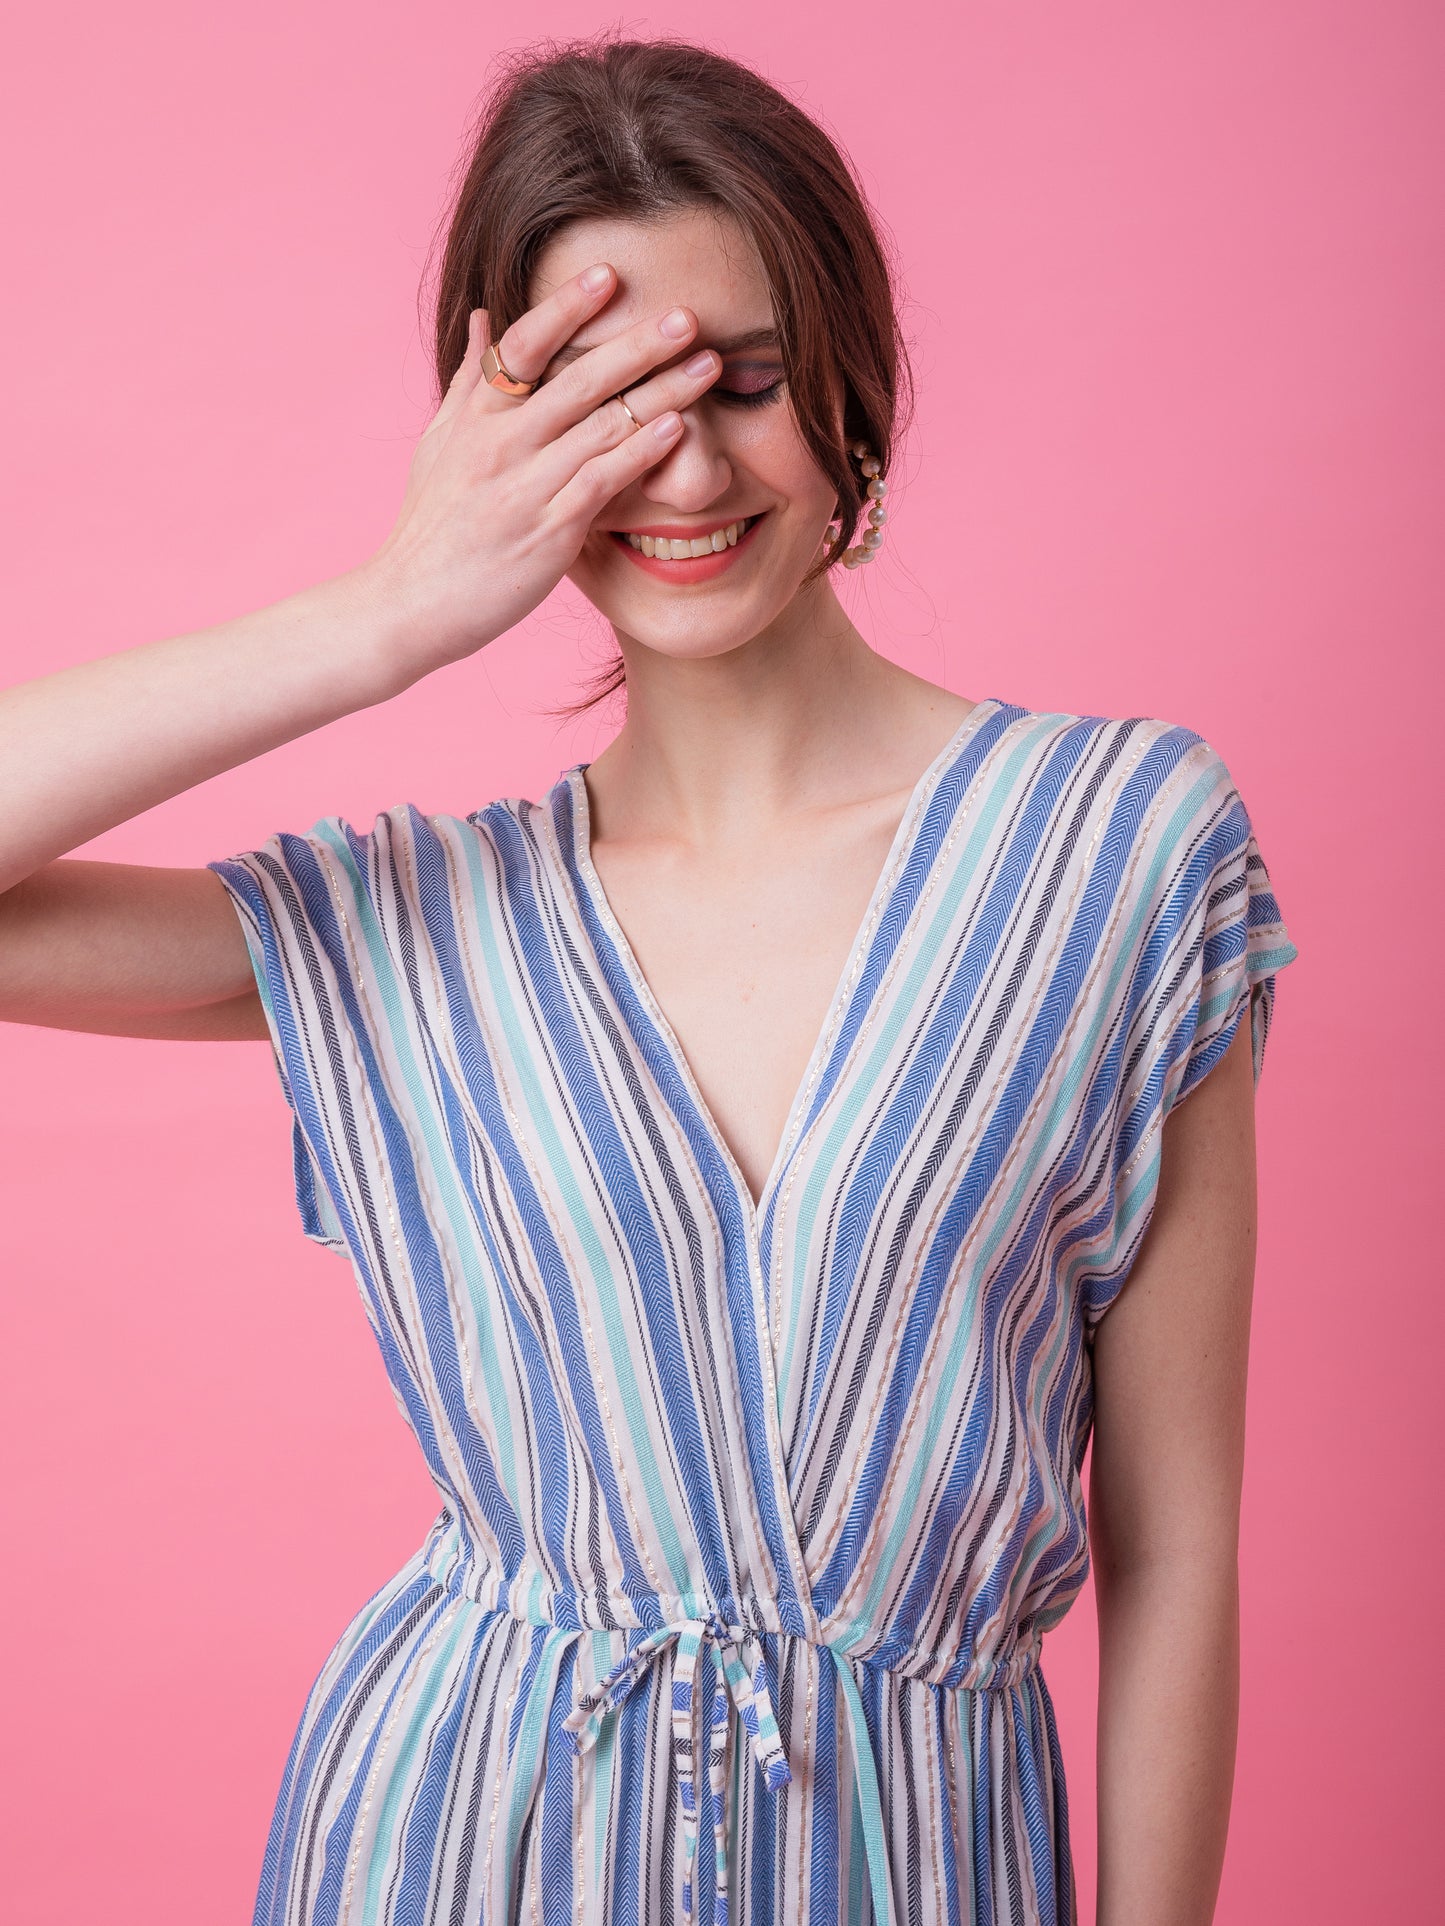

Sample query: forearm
[1094,1556,1241,1926]
[0,563,414,894]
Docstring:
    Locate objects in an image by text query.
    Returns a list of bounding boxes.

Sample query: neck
[587,578,914,847]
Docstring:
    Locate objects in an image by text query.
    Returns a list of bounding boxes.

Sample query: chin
[569,538,821,659]
[582,595,783,662]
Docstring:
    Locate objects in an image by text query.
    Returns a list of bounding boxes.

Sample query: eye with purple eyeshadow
[712,361,787,408]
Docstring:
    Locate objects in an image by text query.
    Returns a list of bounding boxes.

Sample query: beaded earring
[824,439,889,568]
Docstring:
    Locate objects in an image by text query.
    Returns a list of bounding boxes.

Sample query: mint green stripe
[829,1648,893,1925]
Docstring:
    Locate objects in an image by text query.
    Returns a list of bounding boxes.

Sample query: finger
[517,307,701,442]
[479,263,617,393]
[534,348,721,497]
[610,344,723,425]
[428,309,488,432]
[550,411,686,529]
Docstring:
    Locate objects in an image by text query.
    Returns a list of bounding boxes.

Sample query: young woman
[0,35,1299,1926]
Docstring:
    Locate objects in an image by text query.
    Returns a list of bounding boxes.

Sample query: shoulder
[208,786,569,955]
[993,697,1218,765]
[981,707,1263,966]
[991,699,1241,834]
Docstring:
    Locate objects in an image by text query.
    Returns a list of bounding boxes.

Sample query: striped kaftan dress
[209,694,1300,1926]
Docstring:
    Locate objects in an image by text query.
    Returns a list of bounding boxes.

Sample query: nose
[638,403,733,512]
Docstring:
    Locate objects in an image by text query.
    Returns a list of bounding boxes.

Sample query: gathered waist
[420,1508,1044,1696]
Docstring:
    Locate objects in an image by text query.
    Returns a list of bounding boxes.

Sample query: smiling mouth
[611,514,763,559]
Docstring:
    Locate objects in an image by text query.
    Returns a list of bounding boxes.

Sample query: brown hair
[427,33,912,709]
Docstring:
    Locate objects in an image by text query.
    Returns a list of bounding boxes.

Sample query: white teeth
[623,517,753,557]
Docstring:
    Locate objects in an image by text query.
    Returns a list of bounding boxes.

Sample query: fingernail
[581,264,611,293]
[652,411,683,438]
[683,350,715,377]
[659,308,692,339]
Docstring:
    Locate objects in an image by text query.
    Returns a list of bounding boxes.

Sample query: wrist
[340,547,499,692]
[298,561,445,706]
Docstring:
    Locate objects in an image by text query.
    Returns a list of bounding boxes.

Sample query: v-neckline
[562,697,1005,1229]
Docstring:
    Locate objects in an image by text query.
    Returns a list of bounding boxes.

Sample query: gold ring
[616,392,642,429]
[481,342,536,398]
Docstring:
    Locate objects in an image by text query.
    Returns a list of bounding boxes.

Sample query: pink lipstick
[609,513,766,583]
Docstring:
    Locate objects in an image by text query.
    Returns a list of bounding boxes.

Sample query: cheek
[738,417,837,522]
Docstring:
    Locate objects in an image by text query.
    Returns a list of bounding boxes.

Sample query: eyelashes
[711,376,787,410]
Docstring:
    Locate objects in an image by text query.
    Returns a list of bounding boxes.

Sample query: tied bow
[562,1610,793,1926]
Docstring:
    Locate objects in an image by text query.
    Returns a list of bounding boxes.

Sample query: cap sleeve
[208,811,403,1258]
[1082,727,1301,1331]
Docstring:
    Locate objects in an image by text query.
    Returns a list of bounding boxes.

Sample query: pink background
[1,4,1438,1919]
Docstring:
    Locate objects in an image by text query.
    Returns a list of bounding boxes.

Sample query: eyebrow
[545,324,781,374]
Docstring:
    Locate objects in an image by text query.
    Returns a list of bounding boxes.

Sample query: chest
[586,812,903,1209]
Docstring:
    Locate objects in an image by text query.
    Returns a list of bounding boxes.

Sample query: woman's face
[528,208,843,662]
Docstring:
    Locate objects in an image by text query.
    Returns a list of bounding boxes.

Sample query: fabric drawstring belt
[562,1610,898,1926]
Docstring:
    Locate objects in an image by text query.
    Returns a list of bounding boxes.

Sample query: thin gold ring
[481,342,536,398]
[615,392,642,429]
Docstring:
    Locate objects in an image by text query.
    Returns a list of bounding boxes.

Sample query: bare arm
[1088,1015,1259,1926]
[0,272,722,1038]
[0,569,409,901]
[0,860,273,1040]
[0,568,412,1040]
